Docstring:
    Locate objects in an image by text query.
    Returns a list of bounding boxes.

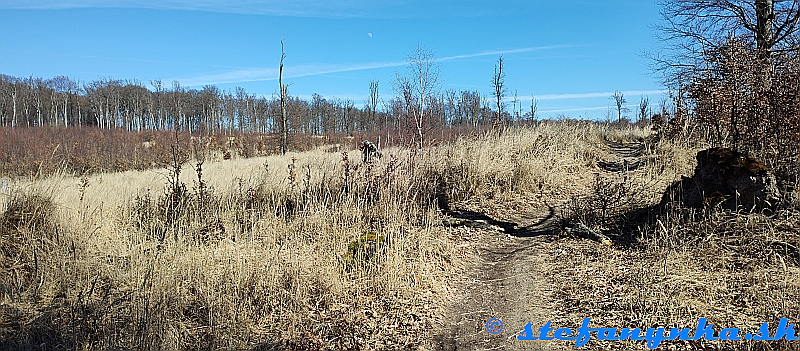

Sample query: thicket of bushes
[653,38,800,183]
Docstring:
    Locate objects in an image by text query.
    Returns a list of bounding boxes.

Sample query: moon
[367,32,373,38]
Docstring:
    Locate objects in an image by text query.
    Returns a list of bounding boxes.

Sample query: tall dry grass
[0,121,628,350]
[549,129,800,350]
[4,121,796,350]
[2,148,452,349]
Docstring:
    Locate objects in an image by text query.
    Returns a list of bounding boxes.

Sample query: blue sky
[0,0,667,120]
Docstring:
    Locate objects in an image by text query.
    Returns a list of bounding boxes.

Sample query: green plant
[343,231,387,272]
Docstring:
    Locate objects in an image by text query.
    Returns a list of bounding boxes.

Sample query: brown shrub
[0,189,60,301]
[668,37,800,182]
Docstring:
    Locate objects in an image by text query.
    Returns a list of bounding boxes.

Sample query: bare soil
[432,199,572,351]
[431,139,649,351]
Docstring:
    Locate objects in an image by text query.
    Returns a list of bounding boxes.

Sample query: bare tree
[171,81,187,131]
[529,94,538,121]
[611,91,629,123]
[11,79,18,128]
[279,41,288,155]
[49,76,77,127]
[492,56,507,128]
[638,95,650,123]
[394,44,440,149]
[655,1,800,152]
[512,89,520,122]
[367,80,379,131]
[656,0,800,78]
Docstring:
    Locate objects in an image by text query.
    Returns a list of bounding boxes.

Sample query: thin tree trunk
[279,41,288,155]
[756,0,775,56]
[11,87,16,128]
[64,95,68,127]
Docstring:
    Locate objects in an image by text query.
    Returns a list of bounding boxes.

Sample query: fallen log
[442,217,504,232]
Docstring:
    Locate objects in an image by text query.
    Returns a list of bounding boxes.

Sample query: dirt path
[431,139,648,350]
[597,140,646,172]
[432,203,569,351]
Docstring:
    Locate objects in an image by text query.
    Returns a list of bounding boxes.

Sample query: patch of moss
[343,231,386,271]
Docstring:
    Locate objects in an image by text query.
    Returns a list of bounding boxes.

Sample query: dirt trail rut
[597,140,646,172]
[433,139,648,350]
[434,204,568,351]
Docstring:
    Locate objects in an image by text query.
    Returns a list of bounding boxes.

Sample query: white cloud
[177,61,406,86]
[437,45,575,62]
[536,90,667,100]
[1,0,386,17]
[1,0,517,18]
[538,106,612,114]
[538,103,651,116]
[177,45,567,86]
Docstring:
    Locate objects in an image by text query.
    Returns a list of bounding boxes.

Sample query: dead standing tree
[529,94,538,121]
[394,44,440,149]
[367,80,380,131]
[611,91,628,123]
[279,41,289,155]
[638,95,650,124]
[360,140,381,163]
[492,56,507,129]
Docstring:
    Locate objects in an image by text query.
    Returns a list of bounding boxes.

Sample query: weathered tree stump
[661,148,781,212]
[360,140,381,163]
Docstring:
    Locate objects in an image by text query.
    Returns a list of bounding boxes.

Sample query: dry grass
[1,148,456,349]
[1,121,798,350]
[548,132,800,350]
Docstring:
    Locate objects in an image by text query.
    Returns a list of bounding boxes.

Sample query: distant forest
[0,74,534,134]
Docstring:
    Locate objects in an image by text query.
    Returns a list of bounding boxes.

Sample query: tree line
[0,74,534,135]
